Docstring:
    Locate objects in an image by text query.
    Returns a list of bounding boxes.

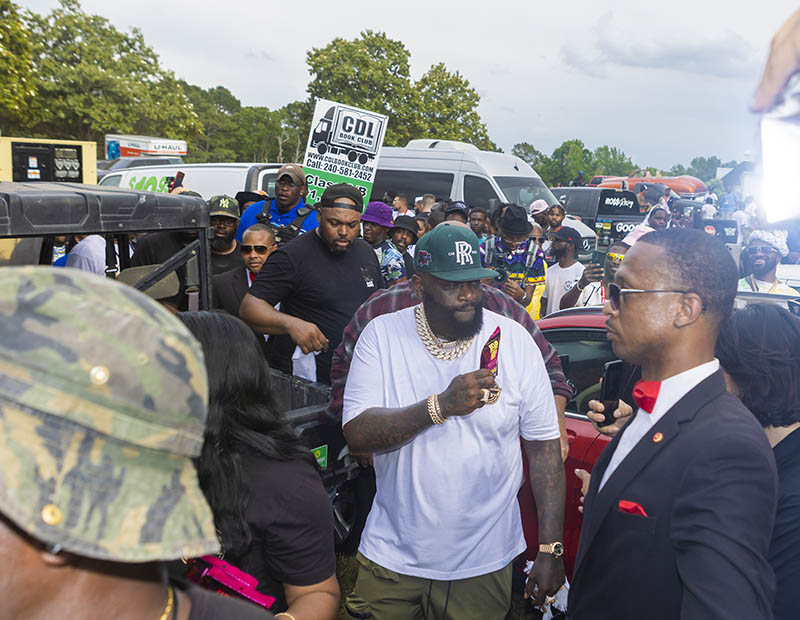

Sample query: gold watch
[539,542,564,558]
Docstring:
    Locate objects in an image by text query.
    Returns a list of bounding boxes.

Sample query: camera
[493,268,508,285]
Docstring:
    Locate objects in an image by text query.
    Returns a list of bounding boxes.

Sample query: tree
[0,1,34,132]
[592,145,635,176]
[548,139,594,187]
[234,106,279,163]
[686,156,722,182]
[182,82,241,162]
[306,30,413,146]
[669,163,687,176]
[22,0,199,148]
[412,63,496,150]
[305,31,497,149]
[512,142,549,169]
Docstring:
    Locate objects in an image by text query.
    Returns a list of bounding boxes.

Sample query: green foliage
[686,155,721,182]
[592,145,635,176]
[18,0,199,149]
[0,0,34,131]
[306,30,412,146]
[413,63,497,151]
[512,140,636,186]
[306,31,496,150]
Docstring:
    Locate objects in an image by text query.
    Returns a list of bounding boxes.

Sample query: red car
[518,306,614,578]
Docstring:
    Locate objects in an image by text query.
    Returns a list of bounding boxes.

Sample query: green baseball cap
[414,223,496,282]
[0,267,219,562]
[208,194,240,219]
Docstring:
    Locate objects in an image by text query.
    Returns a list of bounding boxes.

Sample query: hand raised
[438,369,497,417]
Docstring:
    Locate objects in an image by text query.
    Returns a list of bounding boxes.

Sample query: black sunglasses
[743,245,777,255]
[240,244,269,255]
[533,236,547,244]
[607,282,690,312]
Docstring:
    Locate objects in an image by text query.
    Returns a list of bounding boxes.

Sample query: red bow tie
[248,270,257,283]
[633,380,661,413]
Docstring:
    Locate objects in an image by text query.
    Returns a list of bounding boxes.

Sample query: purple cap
[361,201,394,228]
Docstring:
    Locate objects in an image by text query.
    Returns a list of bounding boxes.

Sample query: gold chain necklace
[159,586,174,620]
[414,304,475,360]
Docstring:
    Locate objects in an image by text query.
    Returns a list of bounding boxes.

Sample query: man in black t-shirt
[240,183,385,384]
[208,195,246,275]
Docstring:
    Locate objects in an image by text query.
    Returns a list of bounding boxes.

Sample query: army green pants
[344,552,513,620]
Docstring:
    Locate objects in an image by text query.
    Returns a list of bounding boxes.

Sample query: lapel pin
[652,432,664,443]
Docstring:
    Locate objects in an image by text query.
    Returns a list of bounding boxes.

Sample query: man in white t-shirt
[541,226,585,316]
[559,243,629,310]
[737,230,800,297]
[343,225,565,619]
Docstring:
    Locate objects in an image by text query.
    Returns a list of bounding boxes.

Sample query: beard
[210,230,236,252]
[751,254,779,278]
[422,291,484,340]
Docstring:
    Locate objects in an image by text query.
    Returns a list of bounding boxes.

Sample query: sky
[21,0,798,169]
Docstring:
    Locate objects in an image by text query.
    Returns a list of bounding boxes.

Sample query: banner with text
[302,99,388,210]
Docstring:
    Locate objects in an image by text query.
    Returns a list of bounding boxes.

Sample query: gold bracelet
[427,394,447,425]
[275,613,297,620]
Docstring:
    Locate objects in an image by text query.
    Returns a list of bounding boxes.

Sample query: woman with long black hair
[178,311,339,620]
[715,303,800,620]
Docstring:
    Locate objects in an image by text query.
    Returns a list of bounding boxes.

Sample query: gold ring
[479,386,502,404]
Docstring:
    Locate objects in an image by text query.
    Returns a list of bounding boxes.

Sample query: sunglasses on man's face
[240,245,270,255]
[607,282,690,312]
[744,245,777,256]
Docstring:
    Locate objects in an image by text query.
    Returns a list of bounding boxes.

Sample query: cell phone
[591,249,606,266]
[597,360,641,427]
[168,171,184,192]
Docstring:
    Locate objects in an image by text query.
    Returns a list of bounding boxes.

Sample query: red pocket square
[618,500,648,517]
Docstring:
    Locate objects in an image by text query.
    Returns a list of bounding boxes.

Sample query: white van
[373,140,596,254]
[97,162,282,200]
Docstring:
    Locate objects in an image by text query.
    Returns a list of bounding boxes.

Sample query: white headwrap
[749,230,789,257]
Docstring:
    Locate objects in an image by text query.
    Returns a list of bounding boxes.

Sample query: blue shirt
[236,198,318,241]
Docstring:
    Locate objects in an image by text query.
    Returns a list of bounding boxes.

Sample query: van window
[98,174,121,187]
[464,175,500,207]
[372,170,454,201]
[494,176,558,207]
[260,171,277,196]
[552,189,596,221]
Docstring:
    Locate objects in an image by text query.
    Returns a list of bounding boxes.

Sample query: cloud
[244,48,275,62]
[561,15,760,79]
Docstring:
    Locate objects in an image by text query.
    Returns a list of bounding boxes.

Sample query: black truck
[0,181,361,548]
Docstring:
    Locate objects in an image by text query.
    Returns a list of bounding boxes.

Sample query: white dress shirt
[599,359,720,490]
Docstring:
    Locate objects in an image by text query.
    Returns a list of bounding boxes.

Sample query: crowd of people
[4,8,800,620]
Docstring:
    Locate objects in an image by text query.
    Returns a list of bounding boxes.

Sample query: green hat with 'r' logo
[414,223,497,282]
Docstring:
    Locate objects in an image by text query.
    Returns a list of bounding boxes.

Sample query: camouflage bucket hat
[0,267,219,562]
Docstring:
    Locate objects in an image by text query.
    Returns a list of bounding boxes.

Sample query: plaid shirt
[326,280,572,422]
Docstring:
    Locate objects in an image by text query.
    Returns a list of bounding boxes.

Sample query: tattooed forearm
[524,438,566,544]
[343,401,434,454]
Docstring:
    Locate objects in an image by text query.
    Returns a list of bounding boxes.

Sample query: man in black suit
[568,228,778,619]
[212,223,277,318]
